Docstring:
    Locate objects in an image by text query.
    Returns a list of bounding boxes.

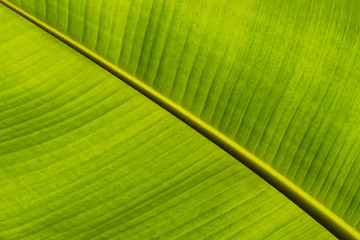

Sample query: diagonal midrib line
[0,1,359,239]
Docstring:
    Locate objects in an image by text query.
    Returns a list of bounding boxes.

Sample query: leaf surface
[0,5,334,239]
[5,0,360,234]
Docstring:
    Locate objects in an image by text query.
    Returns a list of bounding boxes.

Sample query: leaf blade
[0,4,334,239]
[6,0,360,234]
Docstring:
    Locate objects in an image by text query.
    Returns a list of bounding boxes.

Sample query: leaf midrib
[1,1,358,239]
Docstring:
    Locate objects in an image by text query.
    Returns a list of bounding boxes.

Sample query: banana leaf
[1,0,360,239]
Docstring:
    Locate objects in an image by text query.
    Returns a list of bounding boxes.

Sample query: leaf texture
[6,0,360,233]
[0,5,335,239]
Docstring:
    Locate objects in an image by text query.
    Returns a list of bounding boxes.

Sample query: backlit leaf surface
[0,5,334,239]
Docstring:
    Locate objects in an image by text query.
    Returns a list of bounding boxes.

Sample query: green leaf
[0,4,333,239]
[1,0,359,238]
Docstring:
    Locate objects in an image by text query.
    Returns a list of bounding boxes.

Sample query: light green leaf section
[6,0,360,232]
[0,5,333,239]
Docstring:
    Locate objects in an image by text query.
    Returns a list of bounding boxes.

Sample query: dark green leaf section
[0,5,333,239]
[7,0,360,231]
